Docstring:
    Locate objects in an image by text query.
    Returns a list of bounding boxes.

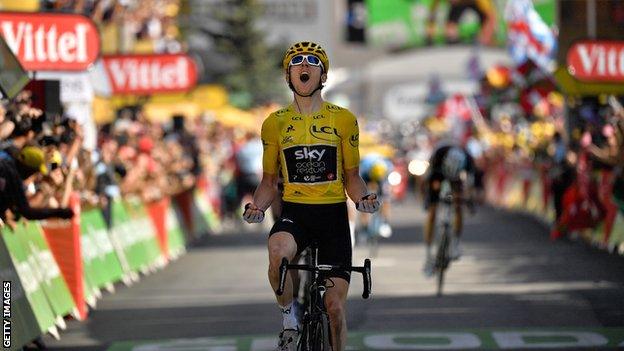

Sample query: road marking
[106,328,624,351]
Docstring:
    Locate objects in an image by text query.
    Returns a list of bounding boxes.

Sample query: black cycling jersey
[425,145,476,206]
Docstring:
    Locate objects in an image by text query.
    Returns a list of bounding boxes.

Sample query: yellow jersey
[261,102,360,204]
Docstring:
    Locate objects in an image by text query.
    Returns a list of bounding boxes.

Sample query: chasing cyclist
[422,143,476,277]
[359,153,394,240]
[242,41,379,351]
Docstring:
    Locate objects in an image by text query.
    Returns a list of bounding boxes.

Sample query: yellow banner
[0,0,39,11]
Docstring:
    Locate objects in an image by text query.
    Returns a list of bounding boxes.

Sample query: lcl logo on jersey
[294,147,326,161]
[349,133,359,147]
[309,125,339,141]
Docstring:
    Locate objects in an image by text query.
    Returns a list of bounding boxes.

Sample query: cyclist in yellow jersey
[243,41,379,351]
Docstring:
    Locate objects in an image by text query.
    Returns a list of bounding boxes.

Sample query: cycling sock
[280,302,299,330]
[425,244,432,260]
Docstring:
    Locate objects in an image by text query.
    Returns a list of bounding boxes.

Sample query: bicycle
[434,180,455,297]
[276,243,372,351]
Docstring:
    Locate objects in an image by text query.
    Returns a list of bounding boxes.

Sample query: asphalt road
[43,197,624,351]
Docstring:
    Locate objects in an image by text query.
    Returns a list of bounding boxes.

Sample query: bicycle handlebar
[275,258,372,299]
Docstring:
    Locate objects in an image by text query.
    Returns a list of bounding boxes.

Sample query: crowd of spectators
[42,0,184,53]
[475,90,624,245]
[0,88,266,233]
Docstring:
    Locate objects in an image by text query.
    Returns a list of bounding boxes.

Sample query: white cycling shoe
[450,239,462,261]
[422,257,435,278]
[276,328,299,351]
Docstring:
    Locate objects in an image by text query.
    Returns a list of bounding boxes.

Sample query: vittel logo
[0,13,99,71]
[2,22,89,62]
[568,41,624,82]
[294,147,326,161]
[103,54,198,94]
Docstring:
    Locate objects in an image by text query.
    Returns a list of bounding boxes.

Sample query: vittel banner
[567,41,624,82]
[102,54,198,95]
[0,12,100,71]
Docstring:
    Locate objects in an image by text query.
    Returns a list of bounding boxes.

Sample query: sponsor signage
[102,54,198,95]
[283,145,337,184]
[0,12,99,71]
[567,41,624,82]
[107,329,624,350]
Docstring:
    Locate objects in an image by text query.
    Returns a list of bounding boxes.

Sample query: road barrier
[487,169,624,255]
[1,187,218,349]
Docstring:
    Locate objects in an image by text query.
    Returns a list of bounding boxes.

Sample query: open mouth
[300,72,310,83]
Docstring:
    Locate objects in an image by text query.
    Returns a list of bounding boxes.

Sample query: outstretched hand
[356,193,380,213]
[243,202,265,223]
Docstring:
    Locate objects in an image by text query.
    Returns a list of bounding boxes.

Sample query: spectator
[234,131,263,207]
[548,132,575,221]
[0,146,74,227]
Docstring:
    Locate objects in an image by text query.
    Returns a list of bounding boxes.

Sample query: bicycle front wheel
[310,314,332,351]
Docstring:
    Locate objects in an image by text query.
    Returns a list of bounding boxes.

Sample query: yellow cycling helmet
[369,162,388,183]
[18,146,48,175]
[282,41,329,73]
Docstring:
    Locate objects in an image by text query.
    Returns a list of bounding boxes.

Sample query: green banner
[365,0,556,48]
[80,209,124,289]
[193,191,220,236]
[19,221,75,322]
[111,200,162,273]
[126,200,163,269]
[166,206,186,259]
[1,225,57,337]
[0,229,41,351]
[611,214,624,255]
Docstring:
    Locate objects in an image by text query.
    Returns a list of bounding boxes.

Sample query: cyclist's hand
[243,202,265,223]
[356,193,380,213]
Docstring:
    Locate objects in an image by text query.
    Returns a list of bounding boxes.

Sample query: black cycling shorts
[269,201,352,283]
[426,172,463,206]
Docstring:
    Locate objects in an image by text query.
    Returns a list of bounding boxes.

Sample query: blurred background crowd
[0,0,623,249]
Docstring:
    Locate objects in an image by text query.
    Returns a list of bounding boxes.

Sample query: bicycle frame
[435,181,454,297]
[276,245,371,351]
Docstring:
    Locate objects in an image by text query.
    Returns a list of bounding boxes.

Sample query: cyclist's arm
[252,172,279,211]
[253,114,280,211]
[345,167,369,203]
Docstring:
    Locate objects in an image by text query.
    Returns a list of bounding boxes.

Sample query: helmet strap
[287,69,325,98]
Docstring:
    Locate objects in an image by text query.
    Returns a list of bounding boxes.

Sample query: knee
[325,297,345,322]
[268,240,295,270]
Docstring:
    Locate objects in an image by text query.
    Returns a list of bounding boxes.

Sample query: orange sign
[0,12,100,71]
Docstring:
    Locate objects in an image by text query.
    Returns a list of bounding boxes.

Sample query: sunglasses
[289,54,323,69]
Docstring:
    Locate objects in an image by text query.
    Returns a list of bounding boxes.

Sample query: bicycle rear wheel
[436,231,450,297]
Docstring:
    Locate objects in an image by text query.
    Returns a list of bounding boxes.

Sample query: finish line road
[44,198,624,351]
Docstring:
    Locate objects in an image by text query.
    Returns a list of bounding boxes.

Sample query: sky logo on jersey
[294,147,326,161]
[284,145,337,184]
